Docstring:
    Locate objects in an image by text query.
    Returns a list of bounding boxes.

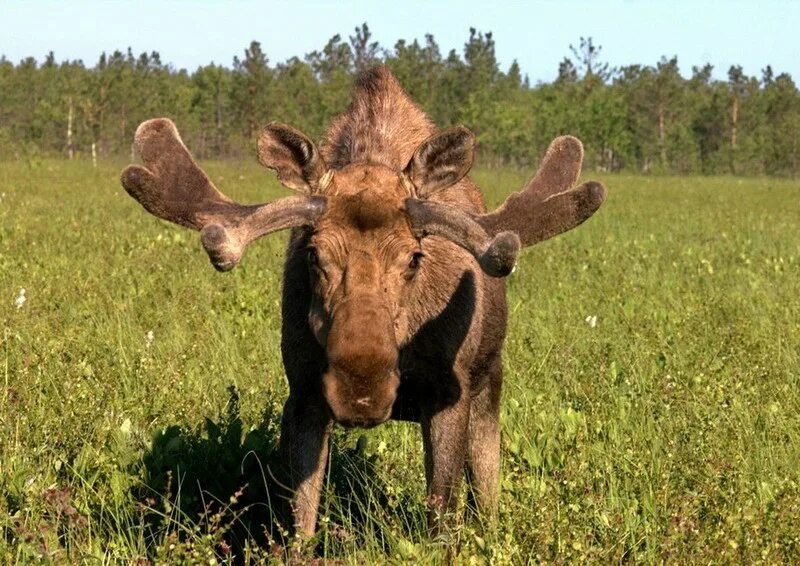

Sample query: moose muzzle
[322,292,400,428]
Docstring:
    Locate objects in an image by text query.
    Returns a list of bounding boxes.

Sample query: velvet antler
[121,118,325,271]
[478,136,606,245]
[404,135,606,277]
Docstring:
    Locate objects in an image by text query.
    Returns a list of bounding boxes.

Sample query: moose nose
[324,292,399,427]
[323,368,398,427]
[326,295,399,379]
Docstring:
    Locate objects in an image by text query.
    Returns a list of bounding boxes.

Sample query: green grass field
[1,159,799,563]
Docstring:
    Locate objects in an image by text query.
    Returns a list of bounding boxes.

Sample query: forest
[1,24,798,175]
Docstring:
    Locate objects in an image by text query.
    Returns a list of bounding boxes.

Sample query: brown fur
[277,67,603,535]
[120,65,607,538]
[323,67,435,170]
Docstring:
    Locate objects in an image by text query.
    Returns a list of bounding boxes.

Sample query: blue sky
[2,1,797,83]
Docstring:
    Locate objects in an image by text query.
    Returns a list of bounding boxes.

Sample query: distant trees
[0,26,798,176]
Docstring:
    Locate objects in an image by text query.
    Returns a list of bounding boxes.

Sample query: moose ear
[258,122,330,193]
[404,126,476,198]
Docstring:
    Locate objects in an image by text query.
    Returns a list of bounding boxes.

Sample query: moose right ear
[258,122,330,193]
[404,126,476,198]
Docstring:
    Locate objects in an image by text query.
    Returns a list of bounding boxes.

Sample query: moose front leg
[279,392,332,536]
[465,378,501,521]
[420,375,471,531]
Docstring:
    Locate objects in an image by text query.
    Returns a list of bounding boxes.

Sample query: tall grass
[1,159,799,562]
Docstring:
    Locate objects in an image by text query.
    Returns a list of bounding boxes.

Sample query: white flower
[584,315,597,328]
[14,288,26,309]
[145,330,154,348]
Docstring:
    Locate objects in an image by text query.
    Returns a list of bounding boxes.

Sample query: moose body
[121,66,605,536]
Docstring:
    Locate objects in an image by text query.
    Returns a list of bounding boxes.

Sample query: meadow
[1,159,799,563]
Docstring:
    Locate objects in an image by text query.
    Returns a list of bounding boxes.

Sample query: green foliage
[1,160,799,562]
[1,30,798,175]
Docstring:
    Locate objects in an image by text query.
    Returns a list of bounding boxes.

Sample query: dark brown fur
[120,66,607,537]
[280,69,508,533]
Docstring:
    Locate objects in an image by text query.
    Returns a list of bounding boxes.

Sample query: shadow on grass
[138,386,287,558]
[136,387,423,561]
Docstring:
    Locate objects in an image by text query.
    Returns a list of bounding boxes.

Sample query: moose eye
[306,247,319,265]
[408,251,424,270]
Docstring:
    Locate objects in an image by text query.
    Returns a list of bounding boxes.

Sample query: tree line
[1,25,798,176]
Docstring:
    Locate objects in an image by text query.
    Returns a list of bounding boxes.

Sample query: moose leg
[421,375,471,530]
[465,366,502,520]
[279,392,332,536]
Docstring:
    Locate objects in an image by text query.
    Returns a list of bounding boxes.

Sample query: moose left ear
[404,126,476,198]
[258,122,330,193]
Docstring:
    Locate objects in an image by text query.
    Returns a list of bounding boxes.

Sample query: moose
[121,66,606,536]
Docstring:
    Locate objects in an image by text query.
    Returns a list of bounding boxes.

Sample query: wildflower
[218,540,232,556]
[14,288,26,309]
[145,330,154,348]
[585,315,597,328]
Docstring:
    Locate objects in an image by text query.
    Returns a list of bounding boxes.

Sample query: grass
[1,158,799,563]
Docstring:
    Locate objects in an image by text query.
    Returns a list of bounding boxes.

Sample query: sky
[2,0,798,83]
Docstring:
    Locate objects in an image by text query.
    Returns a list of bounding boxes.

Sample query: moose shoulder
[121,66,606,536]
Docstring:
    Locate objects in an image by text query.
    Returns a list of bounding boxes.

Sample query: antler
[478,136,606,245]
[405,199,522,277]
[120,119,325,271]
[405,135,606,277]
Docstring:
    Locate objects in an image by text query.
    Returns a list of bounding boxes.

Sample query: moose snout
[323,367,399,428]
[323,294,399,427]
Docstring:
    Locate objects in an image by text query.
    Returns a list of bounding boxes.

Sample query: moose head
[121,117,604,428]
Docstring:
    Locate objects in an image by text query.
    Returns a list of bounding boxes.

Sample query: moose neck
[322,66,435,171]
